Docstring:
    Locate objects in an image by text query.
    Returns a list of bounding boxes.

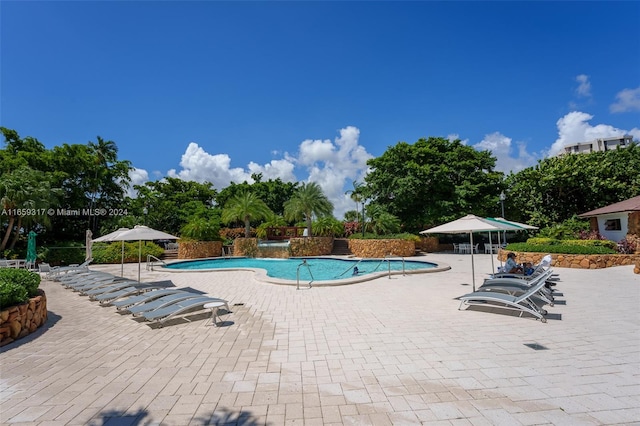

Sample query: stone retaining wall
[232,237,334,258]
[0,290,47,346]
[499,250,640,272]
[289,237,333,257]
[178,241,222,259]
[348,239,416,258]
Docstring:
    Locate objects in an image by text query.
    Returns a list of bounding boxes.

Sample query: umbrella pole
[497,232,503,269]
[470,232,476,292]
[138,239,142,282]
[488,231,495,274]
[121,241,125,277]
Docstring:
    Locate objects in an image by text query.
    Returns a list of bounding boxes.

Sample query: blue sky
[2,1,639,218]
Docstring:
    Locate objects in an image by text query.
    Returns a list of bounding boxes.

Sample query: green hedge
[506,242,617,255]
[0,269,41,308]
[92,242,165,264]
[349,233,420,242]
[525,237,617,250]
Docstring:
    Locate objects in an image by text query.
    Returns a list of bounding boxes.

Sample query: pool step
[331,239,353,256]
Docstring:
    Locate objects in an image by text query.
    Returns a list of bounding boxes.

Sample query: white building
[559,135,634,156]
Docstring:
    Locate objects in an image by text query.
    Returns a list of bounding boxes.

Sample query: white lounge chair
[142,296,228,326]
[459,272,552,322]
[114,288,184,311]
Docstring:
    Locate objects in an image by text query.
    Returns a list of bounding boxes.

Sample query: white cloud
[122,167,149,198]
[547,111,638,156]
[575,74,591,97]
[295,126,373,219]
[610,86,640,113]
[473,132,538,173]
[149,127,372,219]
[167,142,254,187]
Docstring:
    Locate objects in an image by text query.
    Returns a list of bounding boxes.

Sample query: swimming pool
[164,257,446,285]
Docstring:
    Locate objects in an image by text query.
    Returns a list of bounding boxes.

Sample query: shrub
[0,269,41,308]
[506,242,617,255]
[0,268,41,297]
[92,242,165,264]
[537,216,590,240]
[180,218,222,241]
[39,241,86,266]
[349,232,420,242]
[0,281,28,309]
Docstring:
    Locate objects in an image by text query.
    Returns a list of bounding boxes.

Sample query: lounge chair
[113,288,184,311]
[60,272,114,287]
[93,280,177,304]
[84,280,140,298]
[459,272,552,322]
[142,296,226,326]
[46,259,93,278]
[127,292,206,317]
[70,276,126,292]
[480,269,557,306]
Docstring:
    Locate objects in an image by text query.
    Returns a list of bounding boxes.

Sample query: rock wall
[232,237,334,258]
[289,237,333,257]
[418,236,439,253]
[0,290,47,346]
[348,239,416,258]
[178,241,222,259]
[499,250,640,271]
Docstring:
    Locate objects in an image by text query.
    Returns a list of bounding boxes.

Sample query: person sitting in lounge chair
[505,252,524,274]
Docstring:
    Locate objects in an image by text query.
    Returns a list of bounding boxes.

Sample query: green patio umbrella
[26,231,37,267]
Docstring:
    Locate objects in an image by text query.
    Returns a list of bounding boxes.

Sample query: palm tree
[221,192,272,238]
[284,182,333,237]
[88,136,118,231]
[345,180,363,223]
[366,204,401,235]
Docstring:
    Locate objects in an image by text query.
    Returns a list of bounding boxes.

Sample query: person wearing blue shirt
[505,252,523,274]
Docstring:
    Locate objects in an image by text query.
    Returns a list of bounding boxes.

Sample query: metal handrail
[383,254,406,278]
[336,258,364,278]
[146,255,166,271]
[296,259,314,290]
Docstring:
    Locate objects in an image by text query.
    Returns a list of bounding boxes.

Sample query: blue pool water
[165,257,438,281]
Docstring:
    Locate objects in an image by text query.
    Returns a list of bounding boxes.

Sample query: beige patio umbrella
[110,225,178,281]
[92,227,130,276]
[420,214,522,291]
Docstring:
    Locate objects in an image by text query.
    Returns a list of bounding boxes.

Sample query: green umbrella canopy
[26,231,37,263]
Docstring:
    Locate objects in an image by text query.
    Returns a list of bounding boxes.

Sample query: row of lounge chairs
[458,255,562,323]
[50,268,230,327]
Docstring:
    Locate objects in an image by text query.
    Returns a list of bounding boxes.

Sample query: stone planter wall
[232,237,334,258]
[0,290,47,347]
[178,241,222,259]
[499,250,640,271]
[289,237,333,257]
[233,238,259,257]
[418,236,439,252]
[348,239,416,258]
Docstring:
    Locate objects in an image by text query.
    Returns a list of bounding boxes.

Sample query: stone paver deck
[1,253,639,425]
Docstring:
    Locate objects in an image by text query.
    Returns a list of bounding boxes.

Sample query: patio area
[1,253,639,425]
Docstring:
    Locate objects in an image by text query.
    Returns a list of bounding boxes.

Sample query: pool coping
[159,256,452,286]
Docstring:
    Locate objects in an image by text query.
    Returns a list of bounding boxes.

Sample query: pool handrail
[335,258,364,278]
[296,259,313,290]
[146,255,166,272]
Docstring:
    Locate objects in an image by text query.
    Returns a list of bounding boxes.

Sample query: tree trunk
[8,216,22,249]
[0,216,15,251]
[244,218,251,238]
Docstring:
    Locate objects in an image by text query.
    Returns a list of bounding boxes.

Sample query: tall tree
[0,167,58,250]
[215,176,298,215]
[283,182,333,237]
[365,137,504,231]
[221,191,273,238]
[505,143,640,227]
